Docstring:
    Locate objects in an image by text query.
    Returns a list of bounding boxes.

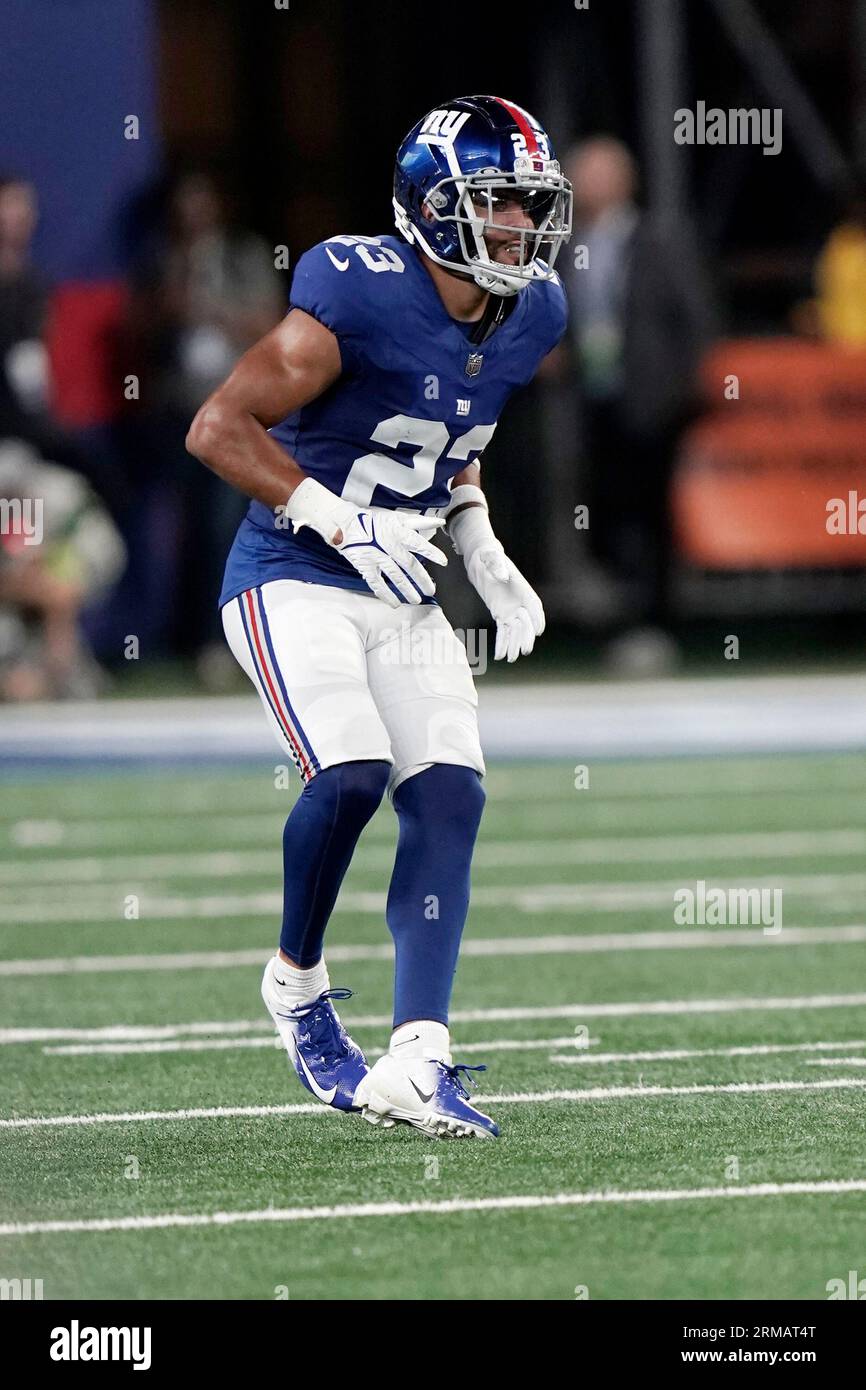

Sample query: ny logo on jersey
[418,109,471,144]
[456,399,471,416]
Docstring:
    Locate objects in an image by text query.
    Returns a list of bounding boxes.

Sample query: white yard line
[2,923,865,977]
[3,813,291,850]
[5,828,866,883]
[484,1080,866,1101]
[5,871,866,924]
[0,849,279,884]
[3,759,863,825]
[42,1036,863,1062]
[3,1178,866,1237]
[0,1101,332,1130]
[3,991,866,1046]
[43,1034,597,1058]
[550,1040,866,1065]
[0,1021,272,1045]
[807,1057,866,1067]
[43,1036,284,1056]
[3,1078,865,1132]
[6,784,866,849]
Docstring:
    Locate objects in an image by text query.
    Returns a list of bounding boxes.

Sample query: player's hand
[334,508,446,607]
[286,477,447,607]
[465,542,545,662]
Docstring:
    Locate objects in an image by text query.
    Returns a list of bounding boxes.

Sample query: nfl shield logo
[465,352,483,378]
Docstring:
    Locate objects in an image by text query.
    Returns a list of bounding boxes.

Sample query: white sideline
[3,1178,866,1237]
[3,674,866,760]
[3,923,866,978]
[3,1077,866,1131]
[4,991,866,1044]
[5,827,866,883]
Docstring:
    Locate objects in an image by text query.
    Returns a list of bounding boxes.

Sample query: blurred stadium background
[1,0,866,725]
[3,0,866,1304]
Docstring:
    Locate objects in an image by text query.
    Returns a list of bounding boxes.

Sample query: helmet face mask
[428,166,571,291]
[393,96,573,297]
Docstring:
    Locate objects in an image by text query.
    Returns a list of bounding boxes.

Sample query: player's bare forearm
[448,463,486,521]
[185,308,342,510]
[188,399,305,511]
[451,464,481,490]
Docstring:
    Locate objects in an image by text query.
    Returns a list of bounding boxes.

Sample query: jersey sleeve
[288,239,373,374]
[516,273,569,385]
[541,272,569,356]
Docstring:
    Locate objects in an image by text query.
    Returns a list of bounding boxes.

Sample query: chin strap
[469,292,512,343]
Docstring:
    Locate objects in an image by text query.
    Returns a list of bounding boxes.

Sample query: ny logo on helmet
[419,110,471,143]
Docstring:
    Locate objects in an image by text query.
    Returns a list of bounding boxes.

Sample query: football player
[187,95,571,1139]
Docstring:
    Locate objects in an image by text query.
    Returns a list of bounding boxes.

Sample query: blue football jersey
[219,233,567,606]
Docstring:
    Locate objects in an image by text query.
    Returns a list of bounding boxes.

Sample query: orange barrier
[673,339,866,568]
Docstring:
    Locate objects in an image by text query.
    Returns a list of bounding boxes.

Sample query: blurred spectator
[562,137,715,672]
[0,177,50,439]
[0,440,125,699]
[0,173,125,519]
[813,182,866,345]
[128,172,284,676]
[133,170,285,416]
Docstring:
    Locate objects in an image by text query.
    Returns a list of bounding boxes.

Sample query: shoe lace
[292,988,354,1063]
[442,1062,487,1100]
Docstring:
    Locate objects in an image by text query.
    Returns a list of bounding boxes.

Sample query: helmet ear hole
[422,190,448,222]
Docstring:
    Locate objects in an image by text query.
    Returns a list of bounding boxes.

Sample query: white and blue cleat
[262,961,369,1112]
[353,1054,499,1139]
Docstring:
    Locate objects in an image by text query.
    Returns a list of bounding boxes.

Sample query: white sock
[390,1020,452,1065]
[268,954,330,1010]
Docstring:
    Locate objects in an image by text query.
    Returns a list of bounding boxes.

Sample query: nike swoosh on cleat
[393,1034,420,1048]
[409,1078,435,1105]
[296,1050,338,1105]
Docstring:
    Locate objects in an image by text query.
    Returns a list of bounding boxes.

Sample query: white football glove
[446,486,545,663]
[285,477,446,608]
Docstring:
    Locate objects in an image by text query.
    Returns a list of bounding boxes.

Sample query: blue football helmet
[393,94,572,298]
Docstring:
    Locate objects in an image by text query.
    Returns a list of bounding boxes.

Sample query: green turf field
[2,752,866,1300]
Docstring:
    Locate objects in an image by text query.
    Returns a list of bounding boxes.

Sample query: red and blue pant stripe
[237,587,320,783]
